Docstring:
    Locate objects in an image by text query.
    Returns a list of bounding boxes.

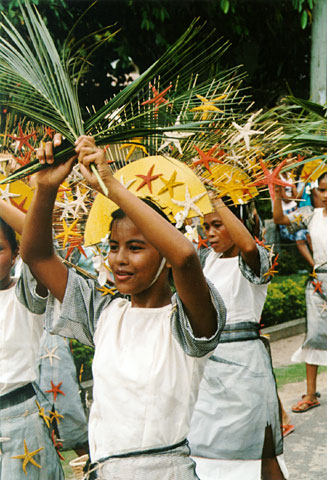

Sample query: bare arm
[213,198,261,276]
[76,136,218,338]
[273,185,291,225]
[0,199,25,234]
[20,138,76,302]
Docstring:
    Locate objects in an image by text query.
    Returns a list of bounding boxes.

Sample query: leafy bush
[70,340,94,383]
[261,274,307,327]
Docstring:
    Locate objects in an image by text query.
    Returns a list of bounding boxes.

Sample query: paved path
[270,334,327,479]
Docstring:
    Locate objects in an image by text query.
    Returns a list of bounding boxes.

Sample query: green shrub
[70,340,94,382]
[261,274,307,327]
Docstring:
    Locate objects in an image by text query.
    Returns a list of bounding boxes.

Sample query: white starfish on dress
[0,184,20,204]
[120,175,136,190]
[158,115,194,155]
[231,110,264,151]
[268,244,275,263]
[40,346,61,367]
[171,186,205,218]
[320,301,327,314]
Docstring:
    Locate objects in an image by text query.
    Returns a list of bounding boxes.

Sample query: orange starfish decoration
[14,150,32,167]
[55,219,81,248]
[255,236,271,251]
[45,381,65,402]
[263,254,279,278]
[192,145,224,174]
[135,164,161,193]
[195,235,209,249]
[141,84,173,113]
[248,159,292,201]
[8,123,37,151]
[44,126,55,139]
[10,196,28,213]
[65,236,87,260]
[11,439,44,474]
[312,280,323,295]
[51,431,65,461]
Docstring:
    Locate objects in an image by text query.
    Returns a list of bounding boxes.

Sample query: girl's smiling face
[108,216,164,296]
[0,227,16,290]
[203,211,239,257]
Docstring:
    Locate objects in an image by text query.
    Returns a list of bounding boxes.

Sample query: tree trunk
[310,0,327,105]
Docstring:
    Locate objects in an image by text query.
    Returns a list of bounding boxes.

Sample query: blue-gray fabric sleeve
[15,262,49,314]
[170,279,226,358]
[49,268,115,347]
[238,244,271,285]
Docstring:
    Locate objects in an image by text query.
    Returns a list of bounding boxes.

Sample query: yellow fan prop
[84,155,212,246]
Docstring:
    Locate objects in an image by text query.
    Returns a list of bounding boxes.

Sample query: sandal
[282,424,295,437]
[292,392,321,413]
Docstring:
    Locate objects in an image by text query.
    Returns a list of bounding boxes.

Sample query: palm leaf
[0,1,250,186]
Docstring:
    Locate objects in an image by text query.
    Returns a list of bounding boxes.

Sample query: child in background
[0,201,64,479]
[188,197,288,480]
[20,135,226,479]
[274,172,327,414]
[1,198,89,456]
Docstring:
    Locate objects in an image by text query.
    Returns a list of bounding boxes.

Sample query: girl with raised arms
[20,134,226,479]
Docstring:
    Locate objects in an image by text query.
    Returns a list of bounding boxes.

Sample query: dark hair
[317,171,327,185]
[220,196,262,239]
[109,197,173,233]
[0,217,18,253]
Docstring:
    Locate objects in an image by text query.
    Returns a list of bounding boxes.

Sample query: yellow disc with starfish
[203,163,259,206]
[84,155,212,246]
[300,159,327,183]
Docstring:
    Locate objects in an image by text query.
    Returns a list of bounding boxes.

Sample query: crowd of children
[4,133,326,479]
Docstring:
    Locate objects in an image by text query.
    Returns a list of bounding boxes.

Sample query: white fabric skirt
[192,454,289,480]
[291,345,327,365]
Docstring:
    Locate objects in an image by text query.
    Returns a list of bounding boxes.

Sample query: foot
[282,423,295,437]
[292,393,320,413]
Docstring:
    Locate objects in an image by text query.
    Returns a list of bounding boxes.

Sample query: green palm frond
[0,1,250,186]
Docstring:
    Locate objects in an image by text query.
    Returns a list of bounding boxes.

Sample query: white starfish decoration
[320,301,327,314]
[268,244,275,264]
[231,111,264,151]
[0,184,20,203]
[40,346,61,367]
[105,105,124,128]
[55,192,77,219]
[120,175,136,190]
[171,186,205,218]
[158,115,194,155]
[68,164,84,183]
[71,186,89,216]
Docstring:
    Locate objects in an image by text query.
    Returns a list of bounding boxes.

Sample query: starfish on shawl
[40,346,61,367]
[158,115,194,155]
[11,439,44,474]
[171,186,206,220]
[320,301,327,313]
[50,431,65,461]
[49,409,64,425]
[36,401,51,428]
[192,144,224,174]
[248,158,292,202]
[263,254,279,278]
[190,94,227,121]
[45,381,66,402]
[231,111,264,151]
[96,285,118,296]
